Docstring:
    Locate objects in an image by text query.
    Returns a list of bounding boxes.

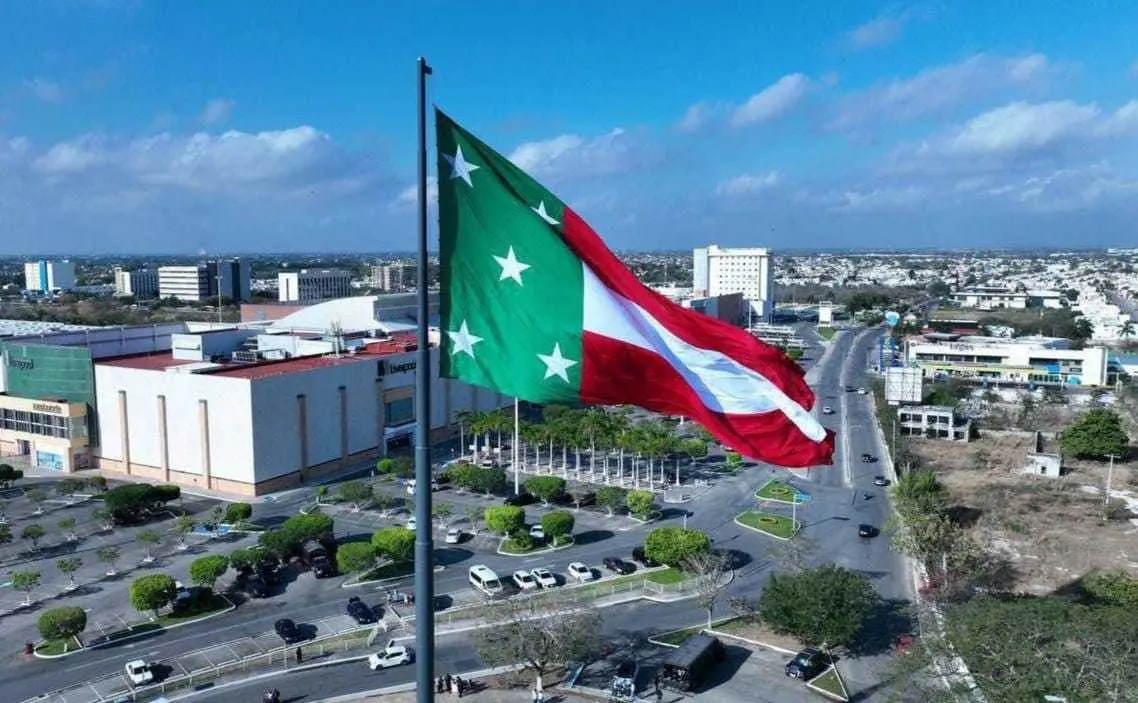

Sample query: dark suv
[347,597,378,625]
[603,557,635,575]
[785,648,825,680]
[631,546,659,568]
[274,618,302,644]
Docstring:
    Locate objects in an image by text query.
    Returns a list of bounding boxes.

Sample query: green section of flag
[436,110,583,403]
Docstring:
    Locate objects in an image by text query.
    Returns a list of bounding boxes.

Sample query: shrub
[644,527,710,567]
[524,476,567,505]
[625,490,656,518]
[38,606,87,643]
[224,503,253,524]
[336,542,377,573]
[189,555,230,591]
[506,530,535,553]
[371,527,415,563]
[484,506,526,535]
[541,511,575,541]
[129,573,177,617]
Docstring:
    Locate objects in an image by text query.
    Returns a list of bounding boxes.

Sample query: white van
[468,565,504,595]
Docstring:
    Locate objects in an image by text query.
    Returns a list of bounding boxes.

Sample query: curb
[495,536,576,557]
[341,564,444,589]
[705,626,799,655]
[733,514,799,541]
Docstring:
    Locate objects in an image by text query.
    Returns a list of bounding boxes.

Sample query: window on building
[385,398,413,426]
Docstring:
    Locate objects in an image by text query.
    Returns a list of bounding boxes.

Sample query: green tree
[446,462,481,491]
[38,606,87,648]
[57,517,78,542]
[11,570,41,604]
[21,523,46,550]
[96,546,121,575]
[373,491,396,518]
[725,451,742,470]
[377,456,414,478]
[228,548,255,571]
[92,506,114,530]
[541,510,575,544]
[371,527,415,562]
[336,542,377,573]
[464,505,485,531]
[338,481,374,510]
[892,470,949,519]
[85,476,107,492]
[1059,408,1129,459]
[136,529,162,561]
[524,476,567,505]
[280,513,335,547]
[0,522,10,546]
[224,502,253,524]
[1081,570,1138,608]
[25,487,48,514]
[0,464,23,488]
[56,478,86,497]
[595,486,627,516]
[174,515,195,547]
[472,467,507,496]
[432,501,454,526]
[57,557,83,587]
[129,573,177,618]
[484,506,526,535]
[758,565,878,649]
[568,486,595,509]
[644,527,711,567]
[258,529,298,561]
[314,485,328,504]
[625,489,656,518]
[189,555,229,591]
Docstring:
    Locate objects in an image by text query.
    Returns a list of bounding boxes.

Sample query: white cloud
[199,98,235,125]
[715,171,782,197]
[830,185,929,213]
[729,74,811,127]
[674,101,726,133]
[1129,60,1138,78]
[34,135,107,174]
[508,128,644,180]
[975,163,1138,212]
[390,176,437,211]
[1098,100,1138,136]
[24,77,63,103]
[846,11,909,49]
[944,100,1099,155]
[828,54,1051,132]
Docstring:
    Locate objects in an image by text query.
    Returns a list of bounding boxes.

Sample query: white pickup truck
[125,659,154,686]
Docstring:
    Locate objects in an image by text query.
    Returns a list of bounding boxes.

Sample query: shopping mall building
[0,295,510,495]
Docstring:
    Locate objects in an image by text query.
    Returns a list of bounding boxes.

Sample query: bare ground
[909,433,1138,594]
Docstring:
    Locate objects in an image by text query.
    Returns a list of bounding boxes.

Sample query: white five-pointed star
[532,201,560,226]
[447,320,483,358]
[537,343,578,383]
[493,246,531,286]
[443,145,480,187]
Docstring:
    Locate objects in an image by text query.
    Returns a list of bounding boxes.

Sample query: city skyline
[2,1,1137,254]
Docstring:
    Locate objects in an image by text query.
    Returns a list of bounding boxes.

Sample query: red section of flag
[561,207,835,467]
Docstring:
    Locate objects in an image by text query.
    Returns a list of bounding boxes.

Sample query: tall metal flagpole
[513,398,520,495]
[413,55,435,703]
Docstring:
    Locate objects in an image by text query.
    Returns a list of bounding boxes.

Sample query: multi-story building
[896,406,971,442]
[949,286,1065,310]
[906,334,1110,387]
[692,245,774,324]
[278,269,353,302]
[159,260,250,302]
[23,260,76,294]
[371,264,406,292]
[113,268,159,298]
[216,259,251,303]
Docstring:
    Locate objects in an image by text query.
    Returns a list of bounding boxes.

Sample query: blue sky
[2,0,1137,254]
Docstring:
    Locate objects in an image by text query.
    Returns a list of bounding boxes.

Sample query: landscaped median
[755,479,809,505]
[807,665,850,702]
[735,510,800,540]
[816,326,837,341]
[497,535,574,556]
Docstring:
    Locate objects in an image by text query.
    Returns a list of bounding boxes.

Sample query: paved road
[4,327,910,702]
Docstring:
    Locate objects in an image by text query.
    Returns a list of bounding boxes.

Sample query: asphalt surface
[2,325,910,703]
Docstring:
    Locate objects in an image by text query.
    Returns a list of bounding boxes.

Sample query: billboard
[0,343,99,443]
[818,303,834,326]
[884,367,923,404]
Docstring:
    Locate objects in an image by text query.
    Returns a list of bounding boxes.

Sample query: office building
[371,264,406,292]
[114,268,159,298]
[905,334,1110,387]
[158,259,250,303]
[896,406,971,442]
[279,269,353,303]
[949,286,1065,311]
[23,260,76,293]
[692,245,774,324]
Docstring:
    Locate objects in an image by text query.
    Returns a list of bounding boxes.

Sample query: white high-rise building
[370,264,405,292]
[158,266,212,302]
[278,269,353,302]
[692,245,774,324]
[113,268,159,298]
[23,260,76,293]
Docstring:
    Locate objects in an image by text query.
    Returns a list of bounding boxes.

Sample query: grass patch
[35,638,80,655]
[808,667,848,700]
[156,594,230,626]
[652,624,705,646]
[359,560,414,583]
[646,567,685,585]
[736,511,799,539]
[233,520,266,532]
[816,326,837,340]
[755,479,806,504]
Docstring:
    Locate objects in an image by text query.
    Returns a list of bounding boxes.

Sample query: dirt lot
[908,432,1138,595]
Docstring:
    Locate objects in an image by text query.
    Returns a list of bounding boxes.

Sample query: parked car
[631,545,659,568]
[873,475,890,486]
[445,527,462,544]
[785,647,826,680]
[603,557,635,575]
[261,689,281,703]
[858,524,877,539]
[529,525,545,540]
[406,517,417,531]
[367,641,414,670]
[857,387,867,394]
[612,659,640,699]
[531,567,558,588]
[844,385,856,392]
[274,618,302,644]
[567,562,594,582]
[124,659,154,686]
[822,406,834,415]
[503,492,536,507]
[247,575,270,598]
[172,585,209,612]
[513,570,539,591]
[257,558,282,585]
[347,597,377,625]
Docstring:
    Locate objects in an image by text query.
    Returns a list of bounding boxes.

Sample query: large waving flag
[436,110,834,468]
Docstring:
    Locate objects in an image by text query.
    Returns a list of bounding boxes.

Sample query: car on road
[858,524,878,538]
[785,647,826,680]
[445,527,462,544]
[347,597,377,625]
[529,524,545,540]
[873,475,890,486]
[857,387,867,394]
[531,567,558,588]
[861,453,876,463]
[274,618,303,644]
[567,561,594,582]
[631,545,659,568]
[124,659,154,686]
[513,569,539,591]
[406,517,417,531]
[603,556,636,575]
[822,406,834,415]
[367,641,414,670]
[844,385,856,392]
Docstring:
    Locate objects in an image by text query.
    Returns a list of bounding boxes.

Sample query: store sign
[10,358,34,371]
[381,360,417,377]
[32,403,64,415]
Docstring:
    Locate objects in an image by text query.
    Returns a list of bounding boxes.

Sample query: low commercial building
[896,406,971,442]
[906,334,1109,387]
[278,269,353,302]
[949,286,1065,311]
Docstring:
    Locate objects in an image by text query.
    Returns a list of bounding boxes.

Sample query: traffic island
[735,511,800,540]
[807,665,850,701]
[755,479,808,504]
[497,535,575,556]
[34,637,82,658]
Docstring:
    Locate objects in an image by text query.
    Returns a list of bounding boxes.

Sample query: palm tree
[486,408,510,456]
[455,410,474,459]
[580,409,607,480]
[1122,320,1135,347]
[520,422,543,473]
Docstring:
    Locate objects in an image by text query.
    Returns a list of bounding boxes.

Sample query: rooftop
[0,319,101,337]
